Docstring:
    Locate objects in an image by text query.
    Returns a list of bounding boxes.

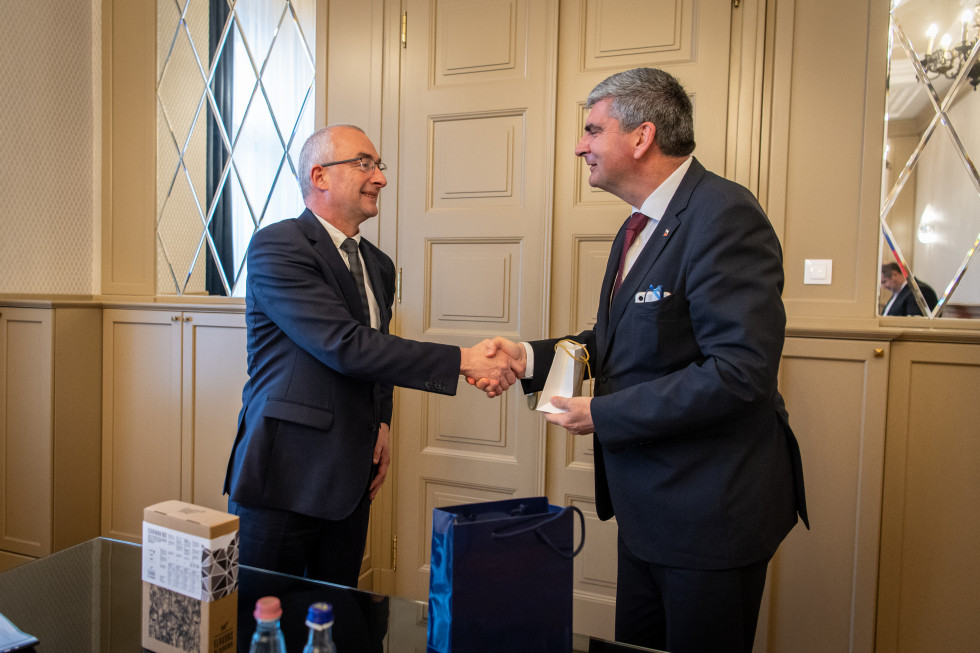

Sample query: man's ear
[633,122,656,159]
[311,164,330,191]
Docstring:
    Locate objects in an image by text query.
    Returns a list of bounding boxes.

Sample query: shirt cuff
[521,342,534,379]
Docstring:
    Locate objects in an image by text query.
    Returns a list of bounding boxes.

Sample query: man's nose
[574,135,589,157]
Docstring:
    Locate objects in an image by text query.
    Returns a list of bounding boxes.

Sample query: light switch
[804,259,832,285]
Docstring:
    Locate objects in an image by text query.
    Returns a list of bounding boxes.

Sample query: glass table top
[0,538,660,652]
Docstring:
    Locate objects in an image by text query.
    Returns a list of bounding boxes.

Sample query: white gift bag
[535,340,589,414]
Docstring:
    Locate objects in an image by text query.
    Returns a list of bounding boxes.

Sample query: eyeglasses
[319,157,388,174]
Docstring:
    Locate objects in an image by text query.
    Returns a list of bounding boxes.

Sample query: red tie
[613,211,649,295]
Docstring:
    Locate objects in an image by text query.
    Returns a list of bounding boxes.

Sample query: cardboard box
[142,501,239,653]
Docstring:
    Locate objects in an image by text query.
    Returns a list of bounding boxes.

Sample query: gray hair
[296,124,366,197]
[586,68,695,157]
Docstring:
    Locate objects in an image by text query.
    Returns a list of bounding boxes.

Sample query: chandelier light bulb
[926,23,938,54]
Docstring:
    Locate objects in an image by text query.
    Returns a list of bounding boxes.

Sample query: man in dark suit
[224,124,522,588]
[880,262,938,316]
[479,68,808,652]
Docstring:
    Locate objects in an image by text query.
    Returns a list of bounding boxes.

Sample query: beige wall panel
[435,0,521,79]
[568,495,617,635]
[877,342,980,652]
[564,428,596,467]
[426,240,519,332]
[770,0,887,320]
[430,113,524,208]
[572,238,612,332]
[0,0,97,296]
[180,312,247,513]
[103,0,156,295]
[102,310,181,542]
[425,392,509,452]
[583,0,692,68]
[327,0,384,247]
[759,338,888,653]
[51,308,103,551]
[0,550,33,573]
[0,310,53,557]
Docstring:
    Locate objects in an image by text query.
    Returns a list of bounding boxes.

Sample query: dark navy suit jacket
[524,159,808,570]
[224,209,460,521]
[883,280,938,316]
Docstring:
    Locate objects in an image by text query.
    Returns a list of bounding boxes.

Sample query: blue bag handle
[489,505,585,559]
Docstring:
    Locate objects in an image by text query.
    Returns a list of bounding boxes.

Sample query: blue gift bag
[427,497,585,653]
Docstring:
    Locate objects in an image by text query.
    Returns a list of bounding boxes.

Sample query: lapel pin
[662,229,670,237]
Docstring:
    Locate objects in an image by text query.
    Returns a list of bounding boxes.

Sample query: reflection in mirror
[881,0,980,318]
[156,0,316,296]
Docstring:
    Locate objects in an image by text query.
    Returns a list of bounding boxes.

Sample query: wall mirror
[156,0,317,297]
[881,0,980,318]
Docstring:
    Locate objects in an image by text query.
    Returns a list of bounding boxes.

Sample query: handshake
[459,337,526,398]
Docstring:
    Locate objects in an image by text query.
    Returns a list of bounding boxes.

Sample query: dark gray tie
[340,238,371,325]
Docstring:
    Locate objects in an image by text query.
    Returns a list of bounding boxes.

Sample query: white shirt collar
[312,212,360,249]
[634,156,693,222]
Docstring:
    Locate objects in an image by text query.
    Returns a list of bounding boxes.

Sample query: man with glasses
[224,124,524,587]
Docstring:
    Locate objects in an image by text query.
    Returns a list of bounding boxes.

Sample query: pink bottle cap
[254,596,283,621]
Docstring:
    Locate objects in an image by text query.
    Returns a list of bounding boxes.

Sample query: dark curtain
[206,0,234,296]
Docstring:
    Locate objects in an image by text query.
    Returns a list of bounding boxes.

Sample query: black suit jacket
[883,280,938,316]
[524,159,808,570]
[224,209,460,520]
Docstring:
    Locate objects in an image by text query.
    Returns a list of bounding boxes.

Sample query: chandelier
[919,3,980,89]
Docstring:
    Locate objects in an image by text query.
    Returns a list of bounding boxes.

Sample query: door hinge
[733,0,741,7]
[396,267,403,303]
[392,534,398,571]
[401,11,408,48]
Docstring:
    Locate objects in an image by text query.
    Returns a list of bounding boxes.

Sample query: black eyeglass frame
[319,157,388,173]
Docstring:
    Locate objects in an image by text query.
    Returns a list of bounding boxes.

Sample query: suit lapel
[606,212,680,333]
[297,210,366,323]
[601,159,706,350]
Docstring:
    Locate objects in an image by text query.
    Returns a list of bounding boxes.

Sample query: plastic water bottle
[302,602,337,653]
[249,596,287,653]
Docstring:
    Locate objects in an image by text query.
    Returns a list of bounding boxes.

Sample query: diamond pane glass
[158,26,206,152]
[157,0,318,296]
[158,164,206,292]
[262,14,315,132]
[882,0,980,318]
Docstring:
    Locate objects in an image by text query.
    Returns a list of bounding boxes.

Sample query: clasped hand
[460,338,526,397]
[466,338,596,434]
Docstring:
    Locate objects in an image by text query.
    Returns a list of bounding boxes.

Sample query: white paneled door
[392,0,559,601]
[391,0,737,640]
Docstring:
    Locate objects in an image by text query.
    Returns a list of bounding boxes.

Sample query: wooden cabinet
[0,304,101,571]
[101,307,246,543]
[876,341,980,652]
[758,337,890,653]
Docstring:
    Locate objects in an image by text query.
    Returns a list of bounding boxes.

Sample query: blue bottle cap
[306,602,334,627]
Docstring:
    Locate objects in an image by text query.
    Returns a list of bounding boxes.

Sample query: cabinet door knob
[874,348,884,358]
